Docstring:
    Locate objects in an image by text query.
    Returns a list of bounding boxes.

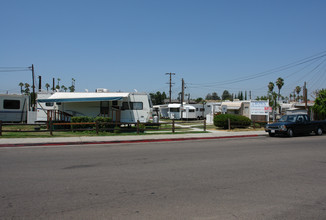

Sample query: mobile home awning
[221,102,242,110]
[37,92,129,103]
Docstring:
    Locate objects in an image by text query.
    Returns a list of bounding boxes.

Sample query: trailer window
[45,102,54,107]
[122,102,143,110]
[189,109,195,112]
[170,108,179,112]
[3,100,20,109]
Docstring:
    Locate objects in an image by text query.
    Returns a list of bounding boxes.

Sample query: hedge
[71,116,113,130]
[214,114,251,129]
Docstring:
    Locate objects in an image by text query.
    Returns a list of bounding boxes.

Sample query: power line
[187,50,326,88]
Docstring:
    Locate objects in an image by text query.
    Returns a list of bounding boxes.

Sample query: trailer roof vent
[96,88,109,93]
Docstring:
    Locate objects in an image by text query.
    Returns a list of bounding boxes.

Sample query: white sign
[222,105,227,114]
[250,101,269,115]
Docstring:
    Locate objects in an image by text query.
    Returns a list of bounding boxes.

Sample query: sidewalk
[0,130,267,147]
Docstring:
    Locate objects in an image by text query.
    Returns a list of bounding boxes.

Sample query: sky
[1,0,326,100]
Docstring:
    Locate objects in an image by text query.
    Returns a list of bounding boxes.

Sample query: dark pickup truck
[265,114,326,137]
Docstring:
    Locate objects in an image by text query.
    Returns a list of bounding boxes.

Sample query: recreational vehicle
[37,91,153,123]
[167,103,198,120]
[0,94,29,122]
[182,105,197,120]
[168,103,182,119]
[36,92,56,122]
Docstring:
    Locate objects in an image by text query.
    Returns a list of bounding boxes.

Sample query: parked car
[265,114,326,137]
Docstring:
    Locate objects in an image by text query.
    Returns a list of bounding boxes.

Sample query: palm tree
[24,83,30,95]
[295,86,301,102]
[276,77,284,101]
[19,82,24,94]
[61,85,67,92]
[268,82,274,94]
[45,83,50,92]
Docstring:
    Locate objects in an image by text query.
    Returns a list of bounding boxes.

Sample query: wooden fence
[0,120,207,136]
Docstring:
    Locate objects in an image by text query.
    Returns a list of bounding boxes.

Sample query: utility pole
[29,64,36,111]
[181,78,185,105]
[165,72,175,103]
[303,81,308,112]
[52,78,55,92]
[38,76,42,92]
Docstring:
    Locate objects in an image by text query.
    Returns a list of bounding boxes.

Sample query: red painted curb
[0,134,261,148]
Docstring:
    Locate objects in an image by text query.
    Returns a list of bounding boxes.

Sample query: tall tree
[45,83,51,92]
[222,90,232,100]
[24,83,30,95]
[69,78,76,92]
[56,78,61,90]
[313,89,326,120]
[205,93,212,100]
[276,77,284,101]
[211,92,220,100]
[268,82,274,94]
[19,82,24,94]
[295,86,301,102]
[195,97,203,103]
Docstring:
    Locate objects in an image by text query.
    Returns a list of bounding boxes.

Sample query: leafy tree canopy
[313,89,326,120]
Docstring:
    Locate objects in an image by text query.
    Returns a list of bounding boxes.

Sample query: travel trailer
[166,103,198,120]
[37,91,153,123]
[182,105,197,120]
[0,94,29,122]
[36,92,56,122]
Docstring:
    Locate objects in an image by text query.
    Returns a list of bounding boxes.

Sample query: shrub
[94,116,113,131]
[214,114,251,129]
[71,116,94,129]
[113,126,121,134]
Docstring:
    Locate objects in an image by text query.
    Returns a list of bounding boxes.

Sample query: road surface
[1,136,326,219]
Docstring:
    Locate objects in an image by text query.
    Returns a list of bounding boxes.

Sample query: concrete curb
[0,133,266,148]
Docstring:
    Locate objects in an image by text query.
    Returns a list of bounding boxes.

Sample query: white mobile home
[37,91,153,123]
[0,94,29,122]
[182,105,197,120]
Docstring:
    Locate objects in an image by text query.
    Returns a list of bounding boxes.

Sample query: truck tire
[316,127,323,136]
[287,128,294,137]
[269,132,275,137]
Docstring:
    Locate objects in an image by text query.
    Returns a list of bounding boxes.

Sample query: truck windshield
[278,115,296,122]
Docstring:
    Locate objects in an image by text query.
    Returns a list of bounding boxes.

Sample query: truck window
[297,115,304,122]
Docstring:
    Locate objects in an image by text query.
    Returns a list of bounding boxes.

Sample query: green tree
[295,86,301,102]
[205,93,212,100]
[61,85,68,92]
[19,82,24,94]
[211,92,220,100]
[276,77,284,101]
[313,89,326,120]
[256,96,268,100]
[45,83,51,92]
[222,90,232,100]
[195,97,203,103]
[268,82,274,94]
[149,91,167,105]
[24,83,30,95]
[56,78,61,90]
[69,78,76,92]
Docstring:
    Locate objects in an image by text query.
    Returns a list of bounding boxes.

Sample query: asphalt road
[1,136,326,220]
